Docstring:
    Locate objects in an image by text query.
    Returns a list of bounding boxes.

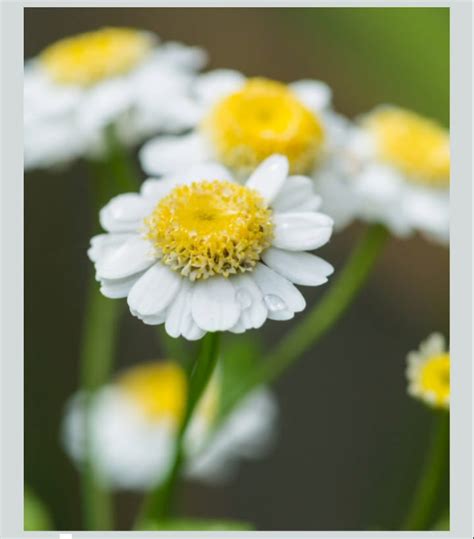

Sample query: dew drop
[264,294,286,312]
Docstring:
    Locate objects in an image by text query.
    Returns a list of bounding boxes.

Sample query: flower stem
[135,332,221,529]
[403,412,450,530]
[220,223,389,418]
[79,125,139,530]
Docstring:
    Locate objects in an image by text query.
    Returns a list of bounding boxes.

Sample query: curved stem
[404,412,450,530]
[79,125,139,530]
[135,332,221,529]
[220,223,389,419]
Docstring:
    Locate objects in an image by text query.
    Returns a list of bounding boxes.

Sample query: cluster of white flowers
[24,27,450,494]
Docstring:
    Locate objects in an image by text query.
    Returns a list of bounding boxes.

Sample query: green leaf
[24,486,53,531]
[139,518,254,531]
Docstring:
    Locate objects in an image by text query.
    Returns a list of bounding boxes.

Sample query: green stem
[79,124,139,530]
[135,332,221,529]
[80,284,122,530]
[221,223,389,418]
[404,412,450,530]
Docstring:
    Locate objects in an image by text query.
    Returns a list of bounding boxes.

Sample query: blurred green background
[24,7,449,531]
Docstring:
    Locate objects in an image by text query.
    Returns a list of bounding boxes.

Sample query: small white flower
[89,155,334,339]
[24,28,207,170]
[139,70,348,189]
[316,106,450,243]
[62,361,278,490]
[406,333,450,410]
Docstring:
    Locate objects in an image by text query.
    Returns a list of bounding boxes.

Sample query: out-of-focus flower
[24,27,207,170]
[406,333,450,410]
[89,155,334,339]
[62,360,278,490]
[317,106,449,243]
[139,70,348,191]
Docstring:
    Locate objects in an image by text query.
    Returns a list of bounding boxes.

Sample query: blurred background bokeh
[24,7,449,531]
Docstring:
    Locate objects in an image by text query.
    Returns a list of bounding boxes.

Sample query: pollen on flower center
[145,180,274,281]
[202,78,325,175]
[40,27,154,86]
[366,108,450,187]
[419,353,450,406]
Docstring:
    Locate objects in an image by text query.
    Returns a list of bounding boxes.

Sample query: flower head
[406,333,450,409]
[315,106,450,243]
[89,155,334,339]
[24,28,207,170]
[62,360,277,490]
[139,69,346,181]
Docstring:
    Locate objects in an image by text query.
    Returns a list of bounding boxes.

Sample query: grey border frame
[1,1,472,538]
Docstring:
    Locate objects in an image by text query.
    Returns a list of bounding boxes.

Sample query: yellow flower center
[419,353,450,408]
[202,78,325,175]
[118,361,219,425]
[145,180,274,281]
[39,27,154,86]
[366,108,450,187]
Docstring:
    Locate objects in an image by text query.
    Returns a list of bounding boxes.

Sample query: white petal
[164,280,205,340]
[194,69,245,106]
[272,175,322,213]
[139,133,210,177]
[99,273,143,299]
[87,233,133,263]
[232,274,268,330]
[78,79,133,133]
[191,277,241,332]
[252,263,306,314]
[267,309,295,321]
[179,162,235,183]
[156,41,208,71]
[140,177,180,202]
[289,80,332,113]
[96,236,155,280]
[127,263,182,317]
[262,248,333,286]
[246,155,289,203]
[273,212,333,251]
[99,193,153,233]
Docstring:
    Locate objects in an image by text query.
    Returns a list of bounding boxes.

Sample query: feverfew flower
[317,106,450,242]
[89,155,334,339]
[62,361,278,490]
[406,333,450,410]
[24,27,207,170]
[139,70,348,184]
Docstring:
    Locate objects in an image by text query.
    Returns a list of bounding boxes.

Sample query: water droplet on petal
[236,288,252,309]
[264,294,286,312]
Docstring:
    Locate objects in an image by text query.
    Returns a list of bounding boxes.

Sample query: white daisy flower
[139,70,348,190]
[406,333,450,410]
[62,360,278,490]
[89,155,334,339]
[316,106,450,243]
[24,27,207,170]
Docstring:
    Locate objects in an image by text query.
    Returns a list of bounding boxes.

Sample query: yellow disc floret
[145,180,274,281]
[366,107,450,187]
[40,27,154,86]
[418,353,450,409]
[118,362,187,423]
[117,361,220,426]
[202,78,325,175]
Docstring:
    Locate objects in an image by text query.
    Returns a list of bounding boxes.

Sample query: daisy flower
[406,333,450,410]
[89,155,334,339]
[24,27,207,170]
[62,360,278,490]
[317,106,450,242]
[139,69,348,187]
